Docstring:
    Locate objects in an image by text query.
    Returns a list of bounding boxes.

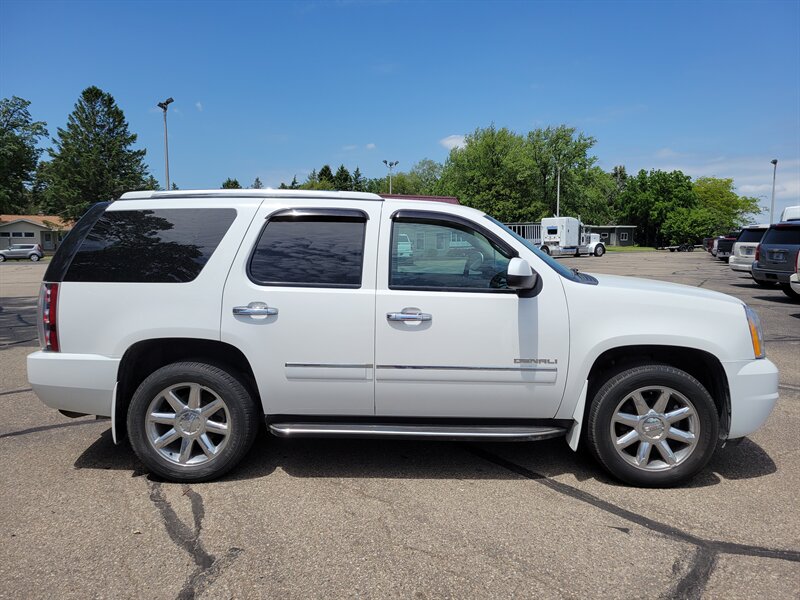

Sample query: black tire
[587,364,718,487]
[594,245,605,257]
[0,255,5,262]
[780,283,800,301]
[127,361,260,482]
[30,254,40,262]
[540,245,550,255]
[752,277,777,288]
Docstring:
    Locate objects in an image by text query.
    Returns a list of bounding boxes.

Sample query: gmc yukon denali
[27,190,780,486]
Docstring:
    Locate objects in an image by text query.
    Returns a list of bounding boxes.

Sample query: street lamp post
[383,159,399,194]
[157,97,174,190]
[770,159,778,223]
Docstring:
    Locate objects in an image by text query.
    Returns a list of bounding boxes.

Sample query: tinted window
[249,216,366,287]
[737,229,767,243]
[391,220,511,291]
[64,209,236,283]
[762,225,800,245]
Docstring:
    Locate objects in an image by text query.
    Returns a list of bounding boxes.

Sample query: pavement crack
[147,481,242,600]
[0,418,100,439]
[0,387,32,396]
[468,446,800,565]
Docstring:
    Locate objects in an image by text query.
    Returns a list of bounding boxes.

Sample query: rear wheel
[587,364,718,487]
[127,361,260,482]
[30,254,40,262]
[780,283,800,301]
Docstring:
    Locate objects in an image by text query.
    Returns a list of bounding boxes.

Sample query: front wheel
[587,364,718,487]
[594,245,605,257]
[540,245,550,255]
[0,255,5,262]
[127,361,260,482]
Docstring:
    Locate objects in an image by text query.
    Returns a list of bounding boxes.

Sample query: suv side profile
[27,190,779,487]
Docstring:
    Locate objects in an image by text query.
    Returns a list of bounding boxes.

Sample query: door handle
[233,302,278,317]
[387,310,432,322]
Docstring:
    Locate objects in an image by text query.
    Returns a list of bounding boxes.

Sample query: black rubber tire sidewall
[587,364,719,488]
[780,283,800,301]
[127,361,260,482]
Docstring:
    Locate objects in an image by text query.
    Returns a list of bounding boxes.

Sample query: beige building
[0,215,72,251]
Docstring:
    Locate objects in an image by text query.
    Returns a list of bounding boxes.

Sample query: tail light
[755,244,761,262]
[37,283,60,352]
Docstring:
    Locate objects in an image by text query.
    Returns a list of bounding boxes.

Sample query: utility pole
[383,159,399,194]
[157,97,174,190]
[770,159,778,223]
[556,164,561,217]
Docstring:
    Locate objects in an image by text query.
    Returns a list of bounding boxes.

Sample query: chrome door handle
[387,310,431,322]
[233,302,278,317]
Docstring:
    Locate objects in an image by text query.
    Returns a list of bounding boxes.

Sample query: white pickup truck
[27,190,778,486]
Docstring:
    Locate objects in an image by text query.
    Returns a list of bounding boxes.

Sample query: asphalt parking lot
[1,253,798,599]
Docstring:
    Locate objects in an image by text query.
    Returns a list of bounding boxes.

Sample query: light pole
[157,97,174,190]
[769,159,778,223]
[383,159,399,194]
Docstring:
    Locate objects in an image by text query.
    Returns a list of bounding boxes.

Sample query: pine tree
[221,178,242,189]
[251,177,264,189]
[333,164,352,190]
[289,175,299,189]
[39,86,149,219]
[351,167,365,192]
[318,164,334,184]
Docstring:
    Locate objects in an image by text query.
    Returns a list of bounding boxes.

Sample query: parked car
[779,205,799,222]
[27,189,779,487]
[702,237,715,252]
[396,233,413,259]
[0,243,44,262]
[751,221,800,300]
[729,225,770,280]
[715,231,740,262]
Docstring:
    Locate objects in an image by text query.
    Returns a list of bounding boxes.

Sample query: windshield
[485,215,580,282]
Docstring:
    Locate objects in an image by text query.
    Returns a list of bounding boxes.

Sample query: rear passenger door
[221,200,382,416]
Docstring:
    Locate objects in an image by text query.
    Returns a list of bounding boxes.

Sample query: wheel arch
[113,338,261,444]
[573,345,730,444]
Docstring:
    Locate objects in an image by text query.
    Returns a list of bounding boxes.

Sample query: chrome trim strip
[375,365,557,372]
[269,423,566,441]
[285,363,373,369]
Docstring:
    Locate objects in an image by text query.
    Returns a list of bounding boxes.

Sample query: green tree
[409,158,443,195]
[38,86,149,219]
[333,164,352,190]
[143,175,162,191]
[221,178,241,189]
[289,175,299,189]
[351,167,365,192]
[616,169,696,246]
[439,125,537,221]
[251,176,264,189]
[0,96,48,213]
[317,164,334,185]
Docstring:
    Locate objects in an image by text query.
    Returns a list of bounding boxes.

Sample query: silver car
[0,243,44,262]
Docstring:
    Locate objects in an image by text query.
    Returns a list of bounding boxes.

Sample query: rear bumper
[722,358,779,439]
[752,266,792,284]
[729,255,754,272]
[27,351,119,417]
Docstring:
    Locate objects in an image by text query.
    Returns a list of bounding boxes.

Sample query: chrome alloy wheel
[145,383,231,466]
[610,386,699,471]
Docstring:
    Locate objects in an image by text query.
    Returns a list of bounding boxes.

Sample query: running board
[268,422,566,442]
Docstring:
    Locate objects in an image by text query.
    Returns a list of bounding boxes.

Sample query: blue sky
[2,0,799,215]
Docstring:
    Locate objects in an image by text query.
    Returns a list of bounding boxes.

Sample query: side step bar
[268,422,566,442]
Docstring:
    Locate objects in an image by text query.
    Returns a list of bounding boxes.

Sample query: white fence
[505,222,541,243]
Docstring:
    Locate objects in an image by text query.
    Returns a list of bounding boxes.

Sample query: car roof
[118,189,384,202]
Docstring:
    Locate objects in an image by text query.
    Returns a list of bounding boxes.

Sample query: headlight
[744,305,765,359]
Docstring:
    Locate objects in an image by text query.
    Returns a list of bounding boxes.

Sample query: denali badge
[515,358,558,365]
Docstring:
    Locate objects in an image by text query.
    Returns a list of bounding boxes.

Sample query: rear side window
[64,209,236,283]
[249,211,366,288]
[762,225,800,245]
[737,229,766,243]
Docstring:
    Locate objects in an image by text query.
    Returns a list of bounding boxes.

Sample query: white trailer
[540,217,605,257]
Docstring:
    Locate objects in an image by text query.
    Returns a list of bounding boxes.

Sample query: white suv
[27,190,779,486]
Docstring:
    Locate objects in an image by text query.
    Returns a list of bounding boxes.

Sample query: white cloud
[195,102,203,112]
[654,147,681,159]
[366,143,376,150]
[342,144,358,151]
[440,134,466,150]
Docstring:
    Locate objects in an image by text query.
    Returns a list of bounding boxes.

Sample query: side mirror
[507,257,538,291]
